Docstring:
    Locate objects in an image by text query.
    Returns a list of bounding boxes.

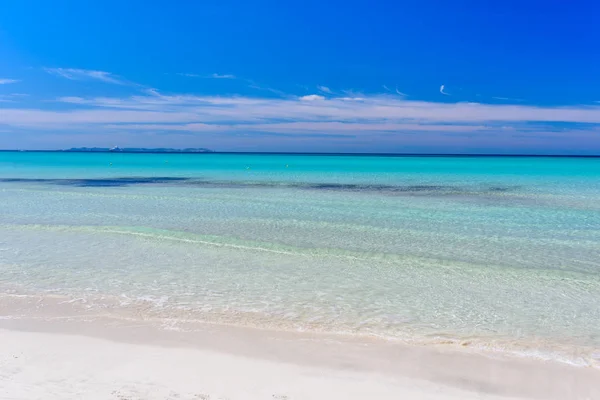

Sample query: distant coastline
[61,147,214,153]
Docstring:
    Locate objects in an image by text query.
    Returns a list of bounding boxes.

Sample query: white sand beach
[1,317,598,400]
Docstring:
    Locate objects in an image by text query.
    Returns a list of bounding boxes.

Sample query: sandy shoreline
[1,317,598,399]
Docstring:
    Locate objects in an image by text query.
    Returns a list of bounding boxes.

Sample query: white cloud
[317,85,332,94]
[440,85,450,96]
[395,88,407,96]
[211,73,236,79]
[177,73,201,78]
[299,94,325,101]
[45,68,125,84]
[0,79,19,84]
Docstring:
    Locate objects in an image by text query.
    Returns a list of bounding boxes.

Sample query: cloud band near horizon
[2,92,600,130]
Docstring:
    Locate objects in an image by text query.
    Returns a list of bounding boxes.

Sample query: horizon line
[1,149,599,158]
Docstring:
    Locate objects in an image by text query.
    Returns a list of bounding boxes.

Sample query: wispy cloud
[178,72,237,79]
[440,85,450,96]
[492,96,524,102]
[211,73,236,79]
[340,89,365,98]
[246,80,287,96]
[0,93,28,102]
[317,85,333,94]
[44,68,126,85]
[177,73,201,78]
[2,92,599,141]
[383,85,406,96]
[0,79,20,84]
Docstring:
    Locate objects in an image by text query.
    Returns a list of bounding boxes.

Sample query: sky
[0,0,599,154]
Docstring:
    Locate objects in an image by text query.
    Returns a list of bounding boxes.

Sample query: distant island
[63,147,213,153]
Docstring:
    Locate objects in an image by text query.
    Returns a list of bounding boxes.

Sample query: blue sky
[1,0,599,153]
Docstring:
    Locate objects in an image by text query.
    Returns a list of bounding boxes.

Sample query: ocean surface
[1,152,599,365]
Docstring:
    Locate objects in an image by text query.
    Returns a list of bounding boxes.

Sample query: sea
[0,152,599,366]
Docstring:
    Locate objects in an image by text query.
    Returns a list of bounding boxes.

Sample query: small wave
[1,290,597,369]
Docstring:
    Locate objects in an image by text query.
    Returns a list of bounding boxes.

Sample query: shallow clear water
[1,152,599,364]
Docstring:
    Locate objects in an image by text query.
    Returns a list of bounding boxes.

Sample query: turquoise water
[1,152,599,365]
